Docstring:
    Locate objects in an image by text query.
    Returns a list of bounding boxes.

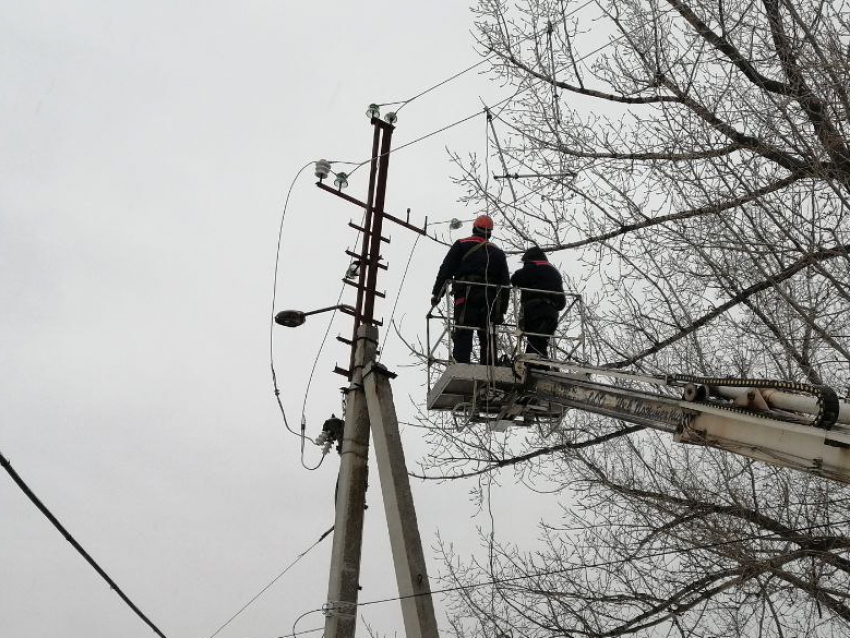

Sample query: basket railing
[426,279,586,395]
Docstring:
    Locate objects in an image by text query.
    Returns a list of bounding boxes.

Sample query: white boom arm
[428,362,850,484]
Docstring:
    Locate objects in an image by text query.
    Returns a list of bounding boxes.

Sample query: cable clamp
[322,600,356,618]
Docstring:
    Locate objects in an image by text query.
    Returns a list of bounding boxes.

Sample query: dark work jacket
[432,235,510,309]
[510,260,566,311]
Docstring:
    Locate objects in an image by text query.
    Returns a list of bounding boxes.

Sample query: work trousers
[453,302,499,365]
[522,305,559,357]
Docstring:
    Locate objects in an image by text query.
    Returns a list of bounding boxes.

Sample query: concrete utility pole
[320,116,438,638]
[363,360,440,637]
[323,325,375,636]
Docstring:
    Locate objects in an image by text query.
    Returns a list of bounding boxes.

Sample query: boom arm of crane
[427,360,850,485]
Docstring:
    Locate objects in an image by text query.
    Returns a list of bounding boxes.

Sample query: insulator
[366,103,380,119]
[314,159,331,180]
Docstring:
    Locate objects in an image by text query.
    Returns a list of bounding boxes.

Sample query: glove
[430,296,440,308]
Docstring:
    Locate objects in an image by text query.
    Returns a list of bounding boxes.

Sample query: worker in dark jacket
[510,246,566,357]
[431,215,510,365]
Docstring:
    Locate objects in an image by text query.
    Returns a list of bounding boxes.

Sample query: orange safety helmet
[473,214,494,230]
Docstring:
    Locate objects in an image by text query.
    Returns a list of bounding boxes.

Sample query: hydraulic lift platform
[427,362,566,429]
[425,280,587,430]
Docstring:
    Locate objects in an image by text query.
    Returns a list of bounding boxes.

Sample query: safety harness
[454,237,491,306]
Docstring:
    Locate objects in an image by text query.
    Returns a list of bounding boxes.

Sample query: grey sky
[1,2,571,636]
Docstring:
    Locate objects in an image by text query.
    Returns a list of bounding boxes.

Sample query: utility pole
[363,359,440,637]
[319,116,439,638]
[323,323,375,636]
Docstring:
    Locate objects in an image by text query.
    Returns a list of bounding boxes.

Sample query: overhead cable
[291,608,325,637]
[378,233,422,357]
[346,517,850,611]
[0,448,170,638]
[394,58,490,115]
[277,4,689,441]
[384,0,598,116]
[297,280,346,471]
[205,525,334,638]
[349,3,680,185]
[236,626,324,638]
[298,208,370,468]
[270,161,315,439]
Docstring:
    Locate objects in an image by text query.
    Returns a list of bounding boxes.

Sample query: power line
[0,448,170,638]
[239,626,325,638]
[212,488,849,634]
[343,39,536,181]
[291,608,325,637]
[282,0,778,446]
[394,58,491,115]
[347,3,680,186]
[348,517,850,611]
[296,279,346,471]
[383,0,598,116]
[270,161,315,439]
[331,5,669,258]
[234,518,850,634]
[342,41,611,185]
[297,208,372,469]
[379,232,422,357]
[346,108,488,181]
[205,525,334,638]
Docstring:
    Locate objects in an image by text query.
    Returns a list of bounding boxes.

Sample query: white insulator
[314,159,331,180]
[366,103,380,119]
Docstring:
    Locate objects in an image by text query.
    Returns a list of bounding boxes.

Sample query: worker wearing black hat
[431,215,510,365]
[510,246,566,357]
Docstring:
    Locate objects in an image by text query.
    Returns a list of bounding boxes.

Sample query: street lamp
[274,304,356,328]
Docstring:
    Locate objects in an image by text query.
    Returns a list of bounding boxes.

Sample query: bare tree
[422,0,850,635]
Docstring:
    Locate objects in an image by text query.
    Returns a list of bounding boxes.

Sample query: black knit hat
[521,246,547,262]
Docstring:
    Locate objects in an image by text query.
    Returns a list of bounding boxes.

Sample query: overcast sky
[0,2,573,637]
